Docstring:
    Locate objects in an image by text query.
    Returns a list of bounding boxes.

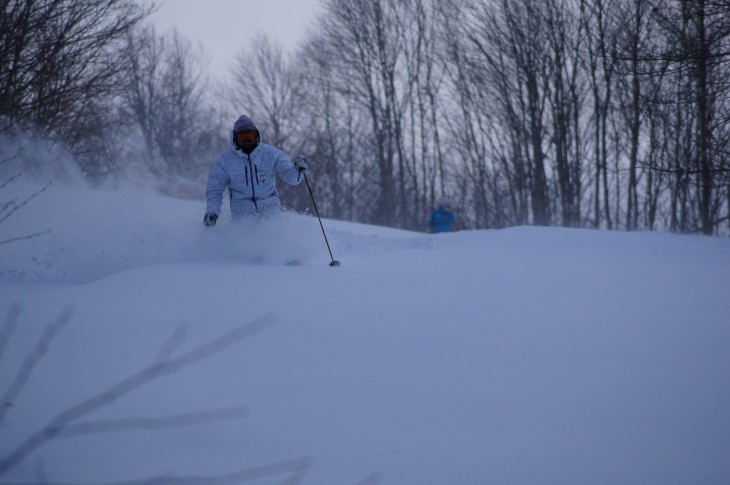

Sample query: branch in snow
[0,147,23,168]
[0,311,276,477]
[152,322,190,364]
[0,172,22,191]
[355,472,384,485]
[0,181,52,226]
[0,230,52,246]
[56,406,250,438]
[0,301,23,367]
[0,305,74,427]
[40,458,313,485]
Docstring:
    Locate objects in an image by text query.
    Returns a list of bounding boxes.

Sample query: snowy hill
[1,184,729,484]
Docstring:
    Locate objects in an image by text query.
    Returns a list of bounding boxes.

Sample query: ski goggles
[235,130,257,143]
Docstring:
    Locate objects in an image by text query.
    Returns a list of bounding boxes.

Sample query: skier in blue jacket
[428,197,456,233]
[203,115,307,226]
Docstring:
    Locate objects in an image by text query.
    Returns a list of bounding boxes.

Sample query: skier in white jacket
[203,115,307,226]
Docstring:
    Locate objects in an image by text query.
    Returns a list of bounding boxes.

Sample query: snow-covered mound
[1,184,729,484]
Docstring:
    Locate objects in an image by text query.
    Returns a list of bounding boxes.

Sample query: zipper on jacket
[245,166,249,186]
[246,154,258,211]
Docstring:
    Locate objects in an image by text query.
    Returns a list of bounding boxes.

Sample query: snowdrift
[1,184,729,484]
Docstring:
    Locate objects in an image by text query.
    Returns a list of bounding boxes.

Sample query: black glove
[203,212,218,226]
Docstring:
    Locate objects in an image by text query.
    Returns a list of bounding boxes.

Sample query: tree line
[2,0,729,235]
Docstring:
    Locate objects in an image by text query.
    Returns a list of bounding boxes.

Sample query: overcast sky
[148,0,323,81]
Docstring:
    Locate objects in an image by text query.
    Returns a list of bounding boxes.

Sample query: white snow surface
[1,183,730,484]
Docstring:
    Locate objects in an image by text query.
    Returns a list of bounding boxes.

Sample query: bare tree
[454,0,553,227]
[313,0,419,227]
[119,27,221,185]
[632,0,730,234]
[621,0,649,231]
[544,0,585,227]
[0,0,151,177]
[229,34,297,149]
[579,0,619,229]
[293,33,370,221]
[441,0,501,228]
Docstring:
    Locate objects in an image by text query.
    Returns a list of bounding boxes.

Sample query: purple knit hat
[233,115,256,133]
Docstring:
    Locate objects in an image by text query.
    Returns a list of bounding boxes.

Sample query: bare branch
[0,148,23,167]
[152,322,189,364]
[21,457,313,485]
[0,313,276,477]
[0,230,52,246]
[56,407,249,438]
[0,172,22,190]
[0,305,75,427]
[355,472,384,485]
[0,181,52,226]
[0,301,24,367]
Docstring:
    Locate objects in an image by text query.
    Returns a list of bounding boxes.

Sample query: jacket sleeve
[205,158,229,214]
[273,148,303,186]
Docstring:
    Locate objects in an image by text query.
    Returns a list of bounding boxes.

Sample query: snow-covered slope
[1,184,729,484]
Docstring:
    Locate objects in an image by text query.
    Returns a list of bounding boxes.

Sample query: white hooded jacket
[205,130,302,218]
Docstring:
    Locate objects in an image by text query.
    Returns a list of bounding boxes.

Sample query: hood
[231,114,262,153]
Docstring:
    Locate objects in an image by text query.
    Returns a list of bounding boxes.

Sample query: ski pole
[303,172,340,267]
